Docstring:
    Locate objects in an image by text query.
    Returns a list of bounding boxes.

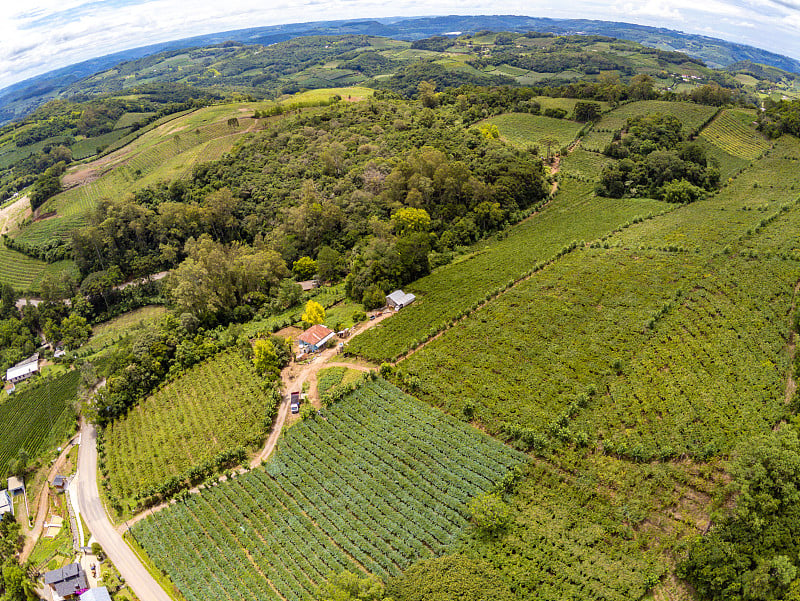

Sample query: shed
[298,324,335,353]
[297,279,319,292]
[52,475,68,493]
[0,490,12,517]
[79,587,112,601]
[7,476,24,496]
[386,290,416,310]
[44,563,88,599]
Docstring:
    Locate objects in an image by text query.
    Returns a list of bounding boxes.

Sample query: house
[52,475,68,493]
[79,587,112,601]
[5,353,39,383]
[297,279,319,292]
[44,563,88,600]
[7,476,24,497]
[386,290,416,310]
[298,324,335,353]
[54,346,66,359]
[0,490,12,517]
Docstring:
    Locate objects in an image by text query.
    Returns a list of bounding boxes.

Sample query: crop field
[0,370,78,475]
[696,138,750,181]
[468,455,691,601]
[558,149,613,181]
[0,242,48,291]
[132,378,525,601]
[576,255,796,458]
[534,96,612,114]
[71,127,133,160]
[698,109,770,160]
[104,350,277,503]
[348,181,672,362]
[738,201,800,256]
[596,100,718,133]
[400,248,702,434]
[608,136,800,251]
[283,87,375,103]
[579,128,615,153]
[317,366,361,397]
[484,113,583,149]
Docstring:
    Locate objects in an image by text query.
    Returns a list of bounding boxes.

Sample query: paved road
[75,421,173,601]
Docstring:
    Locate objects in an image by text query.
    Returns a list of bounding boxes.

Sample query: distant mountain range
[2,14,799,123]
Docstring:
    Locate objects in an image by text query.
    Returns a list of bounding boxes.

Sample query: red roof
[298,324,334,346]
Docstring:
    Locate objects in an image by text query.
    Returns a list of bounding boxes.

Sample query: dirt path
[19,435,79,562]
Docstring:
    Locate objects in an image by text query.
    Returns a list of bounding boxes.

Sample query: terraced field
[132,378,525,601]
[0,242,48,291]
[698,109,769,160]
[596,100,718,133]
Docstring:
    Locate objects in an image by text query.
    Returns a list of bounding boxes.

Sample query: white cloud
[1,0,799,90]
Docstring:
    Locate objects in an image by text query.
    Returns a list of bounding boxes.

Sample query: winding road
[75,421,173,601]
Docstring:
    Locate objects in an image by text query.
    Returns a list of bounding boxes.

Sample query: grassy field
[132,378,525,600]
[0,371,78,476]
[104,349,278,506]
[558,148,613,181]
[484,113,583,150]
[317,366,361,397]
[348,181,672,362]
[82,305,168,354]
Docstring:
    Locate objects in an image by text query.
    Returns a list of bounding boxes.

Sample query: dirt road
[75,421,173,601]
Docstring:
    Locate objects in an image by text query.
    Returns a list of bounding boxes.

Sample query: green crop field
[0,242,48,291]
[132,378,525,601]
[348,181,672,362]
[596,100,719,133]
[484,113,583,149]
[317,366,361,397]
[534,96,612,114]
[558,148,613,181]
[0,371,78,476]
[104,350,278,505]
[71,127,133,160]
[698,109,770,160]
[114,112,156,129]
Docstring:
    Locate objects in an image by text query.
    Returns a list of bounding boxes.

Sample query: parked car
[290,391,301,414]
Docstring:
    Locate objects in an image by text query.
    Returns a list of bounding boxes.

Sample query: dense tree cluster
[679,427,800,600]
[0,514,36,601]
[596,113,719,200]
[71,95,548,308]
[758,98,800,138]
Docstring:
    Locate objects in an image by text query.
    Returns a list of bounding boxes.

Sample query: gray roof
[44,563,88,597]
[80,587,112,601]
[386,290,416,306]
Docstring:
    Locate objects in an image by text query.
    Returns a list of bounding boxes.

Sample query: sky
[1,0,800,90]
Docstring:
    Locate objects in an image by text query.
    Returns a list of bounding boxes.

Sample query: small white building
[386,290,416,310]
[79,587,112,601]
[0,490,12,517]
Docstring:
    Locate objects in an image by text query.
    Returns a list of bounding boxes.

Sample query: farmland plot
[484,113,583,149]
[104,350,277,503]
[0,371,78,475]
[349,181,671,362]
[132,378,525,601]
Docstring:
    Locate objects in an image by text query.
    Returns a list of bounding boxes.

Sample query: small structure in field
[298,279,319,292]
[44,515,64,538]
[44,563,89,600]
[0,490,12,517]
[298,324,335,353]
[79,587,112,601]
[5,353,39,384]
[386,290,416,310]
[52,475,68,493]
